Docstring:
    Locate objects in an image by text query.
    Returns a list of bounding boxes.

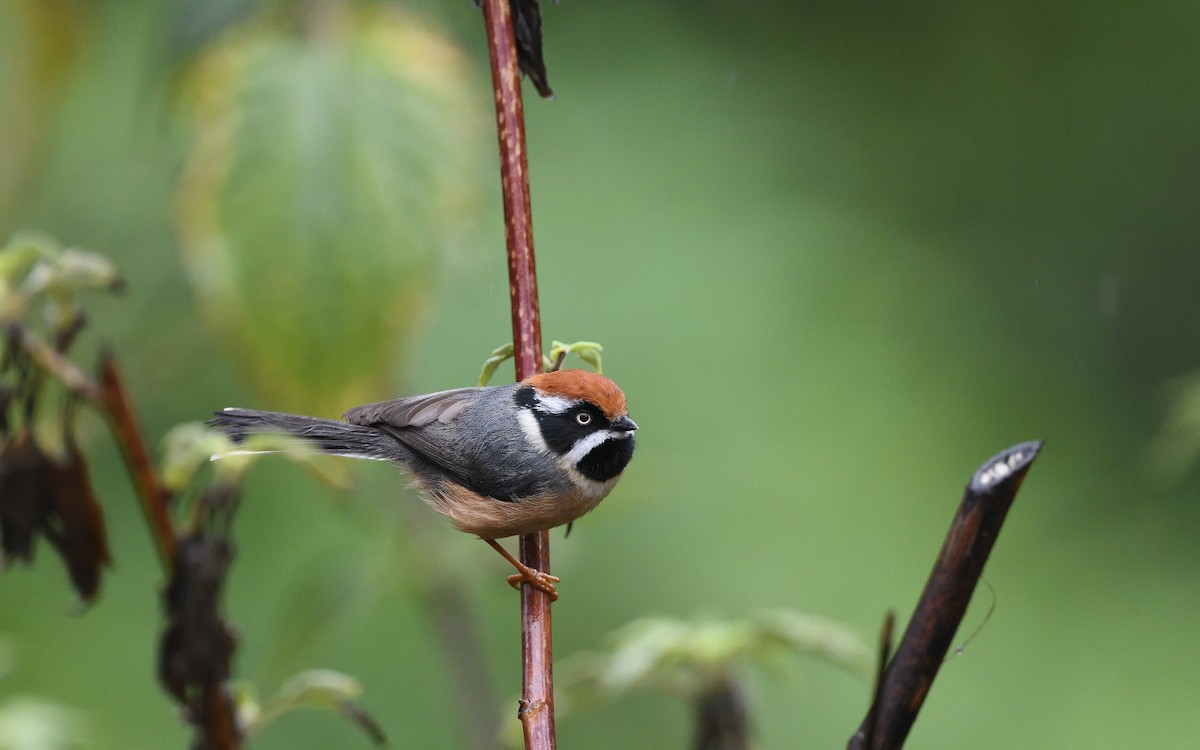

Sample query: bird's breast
[416,478,612,540]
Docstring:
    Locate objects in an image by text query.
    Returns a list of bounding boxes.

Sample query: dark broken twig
[847,440,1042,750]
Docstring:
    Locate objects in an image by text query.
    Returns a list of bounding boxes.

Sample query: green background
[3,1,1199,748]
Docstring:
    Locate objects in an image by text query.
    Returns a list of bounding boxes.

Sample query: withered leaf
[0,432,56,562]
[44,438,112,603]
[511,0,553,97]
[0,430,111,603]
[159,531,237,708]
[476,0,555,97]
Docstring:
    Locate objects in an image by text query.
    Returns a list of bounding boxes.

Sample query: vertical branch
[482,0,542,372]
[479,1,555,748]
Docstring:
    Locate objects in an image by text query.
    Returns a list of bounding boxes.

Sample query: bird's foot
[486,538,560,601]
[506,566,560,601]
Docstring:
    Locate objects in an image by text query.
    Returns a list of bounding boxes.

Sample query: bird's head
[515,369,637,487]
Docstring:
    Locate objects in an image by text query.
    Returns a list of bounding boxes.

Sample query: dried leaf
[475,0,555,97]
[0,431,56,562]
[511,0,554,98]
[43,438,111,603]
[0,430,111,604]
[159,533,237,708]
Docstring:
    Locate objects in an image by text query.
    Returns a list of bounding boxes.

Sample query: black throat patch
[576,436,635,482]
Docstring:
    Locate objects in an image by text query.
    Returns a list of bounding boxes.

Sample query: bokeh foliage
[2,1,1200,749]
[175,1,484,416]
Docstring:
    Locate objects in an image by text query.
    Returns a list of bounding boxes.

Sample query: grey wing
[346,385,546,500]
[343,387,488,427]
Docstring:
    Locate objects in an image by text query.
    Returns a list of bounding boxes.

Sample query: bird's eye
[575,412,592,426]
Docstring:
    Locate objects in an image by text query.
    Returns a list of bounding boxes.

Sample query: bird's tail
[209,408,403,462]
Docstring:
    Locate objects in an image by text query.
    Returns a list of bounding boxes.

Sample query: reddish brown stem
[480,1,555,748]
[96,350,178,566]
[203,688,242,750]
[847,441,1042,750]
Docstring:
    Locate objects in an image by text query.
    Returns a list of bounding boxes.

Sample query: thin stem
[847,441,1042,750]
[479,1,555,748]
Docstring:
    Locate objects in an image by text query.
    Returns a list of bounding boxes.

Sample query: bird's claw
[506,569,560,601]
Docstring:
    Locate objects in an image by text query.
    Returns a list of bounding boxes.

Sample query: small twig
[859,611,895,750]
[847,441,1042,750]
[479,0,555,748]
[9,324,101,401]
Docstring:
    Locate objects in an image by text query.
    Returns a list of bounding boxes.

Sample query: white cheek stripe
[517,408,549,452]
[534,394,576,414]
[564,429,629,465]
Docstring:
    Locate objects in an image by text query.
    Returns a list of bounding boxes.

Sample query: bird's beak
[611,415,638,433]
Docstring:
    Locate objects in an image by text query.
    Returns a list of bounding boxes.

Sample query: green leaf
[175,4,485,416]
[548,340,604,373]
[478,343,514,386]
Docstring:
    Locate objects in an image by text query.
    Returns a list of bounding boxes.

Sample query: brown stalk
[96,350,178,565]
[847,440,1042,750]
[479,0,555,748]
[96,351,240,750]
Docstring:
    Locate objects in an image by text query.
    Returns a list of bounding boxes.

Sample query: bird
[209,369,637,600]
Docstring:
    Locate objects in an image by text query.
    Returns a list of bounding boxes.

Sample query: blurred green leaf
[0,0,85,226]
[0,698,88,750]
[0,232,121,332]
[242,669,385,746]
[558,612,871,706]
[1146,371,1200,485]
[175,2,485,415]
